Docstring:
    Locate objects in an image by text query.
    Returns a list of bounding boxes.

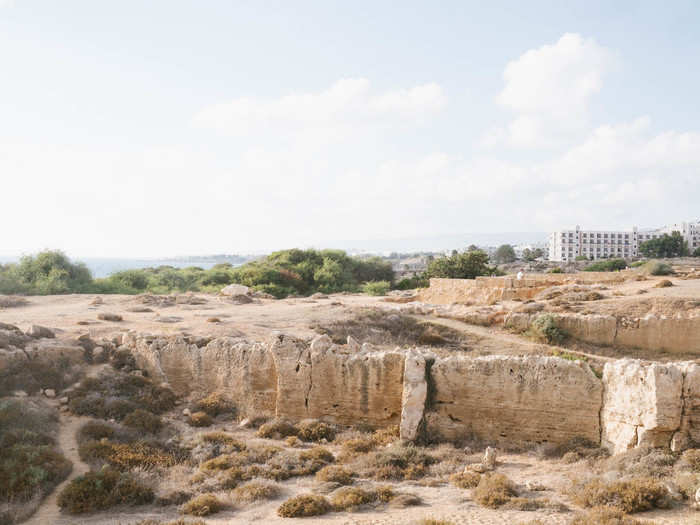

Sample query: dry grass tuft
[449,471,481,489]
[123,409,163,434]
[277,493,331,517]
[330,486,377,511]
[79,440,179,471]
[257,419,298,439]
[655,279,673,288]
[569,506,655,525]
[200,432,245,450]
[296,419,336,442]
[419,520,455,525]
[78,421,115,442]
[232,479,281,503]
[192,392,236,418]
[315,465,354,485]
[571,477,669,513]
[0,295,29,308]
[187,411,213,428]
[677,448,700,472]
[181,493,224,516]
[474,473,517,508]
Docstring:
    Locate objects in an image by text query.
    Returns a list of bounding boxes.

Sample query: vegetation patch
[527,313,568,345]
[192,392,236,418]
[296,419,336,442]
[187,411,213,427]
[474,473,517,508]
[57,468,153,514]
[257,419,299,439]
[0,357,80,397]
[570,477,669,513]
[79,440,180,471]
[313,309,468,349]
[363,280,391,296]
[315,465,355,485]
[569,506,656,525]
[123,409,164,434]
[233,480,281,503]
[181,493,224,516]
[277,494,331,517]
[330,486,378,511]
[449,471,481,488]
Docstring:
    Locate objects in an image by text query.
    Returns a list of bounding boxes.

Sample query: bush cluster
[571,477,669,513]
[0,399,71,508]
[528,313,568,345]
[277,494,331,517]
[584,259,627,272]
[57,468,153,514]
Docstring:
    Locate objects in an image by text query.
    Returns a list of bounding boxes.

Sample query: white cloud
[193,78,446,135]
[484,33,615,148]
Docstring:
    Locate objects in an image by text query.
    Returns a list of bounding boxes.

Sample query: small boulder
[92,346,106,363]
[13,390,28,397]
[59,396,69,405]
[483,447,497,469]
[26,325,55,339]
[44,389,56,398]
[346,336,361,352]
[98,313,123,322]
[221,284,250,296]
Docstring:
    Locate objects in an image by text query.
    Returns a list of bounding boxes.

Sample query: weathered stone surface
[26,325,55,339]
[400,351,428,441]
[679,363,700,445]
[616,315,700,355]
[0,328,32,350]
[221,284,250,296]
[425,355,602,446]
[601,360,683,454]
[552,314,617,346]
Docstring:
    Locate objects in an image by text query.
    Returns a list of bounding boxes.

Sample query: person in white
[516,271,524,280]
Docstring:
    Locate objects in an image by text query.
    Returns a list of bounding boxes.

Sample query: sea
[0,257,233,279]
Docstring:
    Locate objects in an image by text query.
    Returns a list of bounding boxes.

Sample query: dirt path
[24,410,91,525]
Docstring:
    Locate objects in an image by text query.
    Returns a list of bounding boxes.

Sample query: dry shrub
[374,484,394,502]
[0,295,29,308]
[357,444,437,481]
[233,479,281,503]
[315,465,354,485]
[285,436,302,447]
[296,419,336,442]
[0,357,80,397]
[187,411,213,427]
[655,279,673,288]
[68,371,176,419]
[200,432,245,450]
[78,421,115,442]
[299,446,334,464]
[474,473,517,508]
[79,440,178,470]
[123,409,163,434]
[602,447,675,478]
[0,399,71,505]
[181,493,223,516]
[449,471,481,489]
[257,419,298,439]
[135,518,207,525]
[388,493,421,508]
[569,506,654,525]
[503,497,566,511]
[192,393,235,418]
[540,436,608,463]
[677,448,700,472]
[277,494,331,517]
[330,486,377,510]
[571,477,669,513]
[57,468,153,514]
[420,520,455,525]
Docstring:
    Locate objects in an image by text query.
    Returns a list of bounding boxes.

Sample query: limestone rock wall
[424,355,603,446]
[124,331,700,455]
[503,312,700,355]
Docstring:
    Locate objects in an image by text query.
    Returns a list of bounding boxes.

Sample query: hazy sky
[1,1,699,257]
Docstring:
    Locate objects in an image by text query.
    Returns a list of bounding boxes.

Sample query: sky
[1,0,699,257]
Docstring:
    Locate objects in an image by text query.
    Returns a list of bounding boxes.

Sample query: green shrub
[547,267,564,273]
[0,251,92,295]
[529,314,568,344]
[584,259,627,272]
[123,409,163,434]
[640,261,674,276]
[277,494,331,517]
[363,281,391,296]
[394,276,429,290]
[424,250,498,279]
[57,468,153,514]
[0,399,71,504]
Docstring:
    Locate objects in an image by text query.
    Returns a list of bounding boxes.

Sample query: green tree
[639,232,689,258]
[693,247,700,257]
[424,250,496,279]
[493,244,516,264]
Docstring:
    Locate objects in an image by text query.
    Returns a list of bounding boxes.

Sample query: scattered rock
[98,313,123,322]
[127,307,154,313]
[311,293,328,300]
[206,317,221,323]
[92,346,106,363]
[76,320,90,325]
[26,324,55,339]
[90,296,104,306]
[221,284,250,296]
[483,446,498,469]
[60,405,69,412]
[182,408,191,417]
[44,389,56,398]
[238,418,252,428]
[346,336,361,352]
[155,316,183,323]
[13,390,28,397]
[227,294,254,305]
[59,396,69,405]
[525,480,547,491]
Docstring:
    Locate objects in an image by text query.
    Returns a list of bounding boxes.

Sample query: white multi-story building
[548,221,700,262]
